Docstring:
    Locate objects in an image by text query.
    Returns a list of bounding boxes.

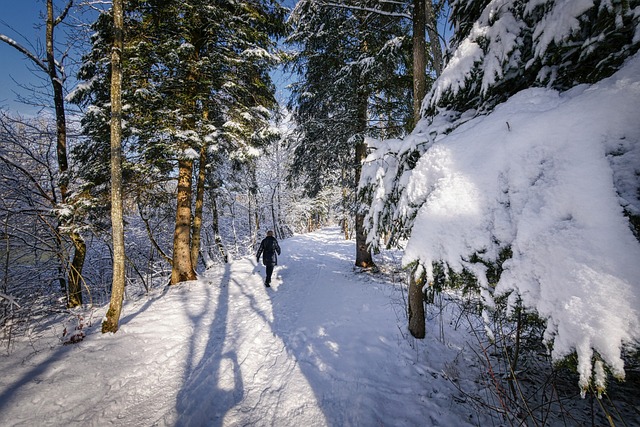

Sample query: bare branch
[0,34,48,73]
[54,1,75,26]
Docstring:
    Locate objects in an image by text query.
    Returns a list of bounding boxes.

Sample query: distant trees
[0,113,69,324]
[288,0,439,267]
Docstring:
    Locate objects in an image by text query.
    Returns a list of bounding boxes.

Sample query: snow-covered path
[0,228,475,426]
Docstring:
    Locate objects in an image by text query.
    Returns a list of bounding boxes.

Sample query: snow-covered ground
[0,228,492,427]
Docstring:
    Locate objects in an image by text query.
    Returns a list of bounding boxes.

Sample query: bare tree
[0,0,87,308]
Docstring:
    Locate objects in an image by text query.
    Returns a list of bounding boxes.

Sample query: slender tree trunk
[354,85,375,268]
[230,201,239,255]
[102,0,126,333]
[47,0,70,201]
[67,233,86,307]
[211,193,228,263]
[341,169,350,240]
[190,144,207,269]
[355,138,374,268]
[425,0,443,77]
[275,141,284,239]
[408,265,426,338]
[270,188,278,237]
[46,0,86,307]
[249,168,260,246]
[171,158,197,285]
[412,0,427,124]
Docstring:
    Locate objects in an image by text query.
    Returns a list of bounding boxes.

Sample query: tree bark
[425,0,443,77]
[171,26,201,285]
[46,0,87,307]
[190,144,207,270]
[270,187,278,237]
[355,137,374,268]
[408,265,426,338]
[412,0,427,124]
[171,158,197,285]
[67,232,86,307]
[102,0,126,333]
[211,192,228,263]
[353,62,375,267]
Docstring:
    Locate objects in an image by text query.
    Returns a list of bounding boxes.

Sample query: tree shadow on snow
[171,263,244,427]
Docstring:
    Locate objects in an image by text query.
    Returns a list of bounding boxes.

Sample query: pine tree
[360,0,640,354]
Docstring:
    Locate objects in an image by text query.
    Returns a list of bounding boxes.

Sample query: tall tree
[102,0,126,333]
[412,0,427,123]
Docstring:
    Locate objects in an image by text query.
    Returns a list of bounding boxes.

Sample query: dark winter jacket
[256,236,281,266]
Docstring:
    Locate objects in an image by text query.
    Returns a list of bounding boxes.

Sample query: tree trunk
[67,232,86,307]
[47,0,86,307]
[412,0,427,124]
[171,158,197,285]
[425,0,443,77]
[102,0,126,333]
[341,169,350,240]
[408,266,426,338]
[270,187,278,237]
[47,0,70,201]
[275,141,284,239]
[355,137,374,268]
[211,192,228,263]
[354,83,375,268]
[190,144,207,270]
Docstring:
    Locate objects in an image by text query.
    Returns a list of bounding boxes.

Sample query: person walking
[256,230,281,287]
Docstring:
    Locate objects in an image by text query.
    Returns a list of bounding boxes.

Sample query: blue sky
[2,0,455,115]
[0,1,48,114]
[0,1,296,115]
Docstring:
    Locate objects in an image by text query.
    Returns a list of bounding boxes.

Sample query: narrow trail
[161,228,470,426]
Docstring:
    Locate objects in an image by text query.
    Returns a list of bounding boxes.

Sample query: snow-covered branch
[319,1,411,20]
[0,34,48,73]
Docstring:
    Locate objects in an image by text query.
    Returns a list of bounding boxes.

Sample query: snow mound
[369,54,640,391]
